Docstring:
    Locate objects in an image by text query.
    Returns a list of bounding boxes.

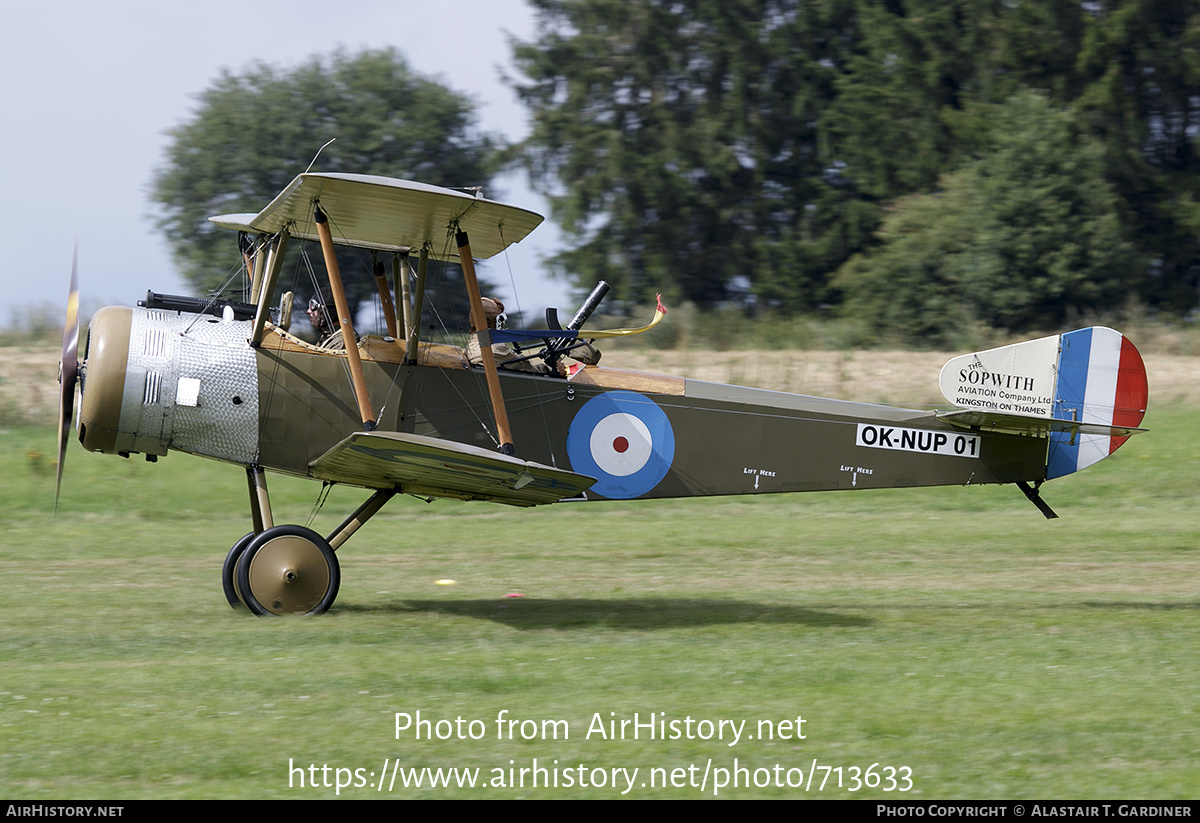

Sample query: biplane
[56,173,1149,616]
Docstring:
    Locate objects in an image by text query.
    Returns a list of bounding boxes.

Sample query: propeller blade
[55,247,80,512]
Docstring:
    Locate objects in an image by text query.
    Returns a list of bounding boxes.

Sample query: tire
[221,533,256,608]
[235,525,340,616]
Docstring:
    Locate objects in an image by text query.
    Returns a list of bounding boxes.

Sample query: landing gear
[222,465,395,615]
[1017,480,1059,520]
[235,525,340,616]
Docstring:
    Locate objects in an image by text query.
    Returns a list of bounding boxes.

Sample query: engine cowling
[78,305,260,463]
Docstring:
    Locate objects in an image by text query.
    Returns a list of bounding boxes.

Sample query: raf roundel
[567,391,675,499]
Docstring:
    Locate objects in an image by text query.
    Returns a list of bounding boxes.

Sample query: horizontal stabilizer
[310,431,595,506]
[939,327,1148,478]
[937,409,1146,439]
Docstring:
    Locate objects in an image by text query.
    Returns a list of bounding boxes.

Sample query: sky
[0,0,571,331]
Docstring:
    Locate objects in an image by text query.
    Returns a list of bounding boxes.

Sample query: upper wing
[208,173,543,260]
[309,430,594,506]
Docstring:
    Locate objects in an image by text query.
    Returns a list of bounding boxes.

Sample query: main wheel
[235,525,340,616]
[221,533,255,608]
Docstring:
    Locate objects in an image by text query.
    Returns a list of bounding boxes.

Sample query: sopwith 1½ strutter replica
[55,173,1150,615]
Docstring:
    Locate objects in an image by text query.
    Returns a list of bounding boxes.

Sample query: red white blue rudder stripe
[1047,327,1148,479]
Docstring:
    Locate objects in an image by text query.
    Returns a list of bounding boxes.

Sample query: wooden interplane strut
[314,206,376,430]
[457,229,514,454]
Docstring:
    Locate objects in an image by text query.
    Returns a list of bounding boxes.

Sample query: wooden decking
[258,324,685,395]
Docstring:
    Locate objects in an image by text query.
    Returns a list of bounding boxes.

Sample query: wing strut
[372,256,399,339]
[250,231,289,346]
[457,229,515,455]
[315,205,377,431]
[396,252,412,340]
[405,248,428,364]
[239,233,258,298]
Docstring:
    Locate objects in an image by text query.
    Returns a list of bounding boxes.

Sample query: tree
[1073,0,1200,309]
[831,172,975,346]
[152,48,501,328]
[835,92,1141,345]
[963,92,1141,329]
[820,0,992,201]
[513,0,1200,334]
[511,0,1009,313]
[511,0,861,311]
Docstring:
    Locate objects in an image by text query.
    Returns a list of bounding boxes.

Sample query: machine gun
[539,280,610,369]
[139,291,258,321]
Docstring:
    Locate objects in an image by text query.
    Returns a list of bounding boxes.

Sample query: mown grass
[1,406,1198,798]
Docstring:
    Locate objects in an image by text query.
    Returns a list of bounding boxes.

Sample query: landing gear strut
[221,465,394,615]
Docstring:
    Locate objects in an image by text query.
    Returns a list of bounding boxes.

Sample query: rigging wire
[498,223,559,465]
[305,481,333,529]
[180,252,256,335]
[296,207,360,398]
[426,232,502,446]
[254,236,355,437]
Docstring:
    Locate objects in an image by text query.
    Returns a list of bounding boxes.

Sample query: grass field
[1,372,1198,798]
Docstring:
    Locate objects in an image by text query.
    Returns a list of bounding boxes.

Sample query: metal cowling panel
[168,313,259,464]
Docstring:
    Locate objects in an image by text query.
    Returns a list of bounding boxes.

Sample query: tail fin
[1046,327,1148,478]
[939,327,1148,479]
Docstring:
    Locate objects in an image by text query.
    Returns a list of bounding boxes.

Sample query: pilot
[466,297,600,376]
[467,297,545,373]
[306,286,346,350]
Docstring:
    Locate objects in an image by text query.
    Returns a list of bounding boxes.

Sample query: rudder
[1046,327,1148,479]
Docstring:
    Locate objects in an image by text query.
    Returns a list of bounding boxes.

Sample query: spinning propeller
[55,247,79,511]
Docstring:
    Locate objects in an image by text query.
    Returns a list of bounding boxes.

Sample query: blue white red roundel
[567,391,675,499]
